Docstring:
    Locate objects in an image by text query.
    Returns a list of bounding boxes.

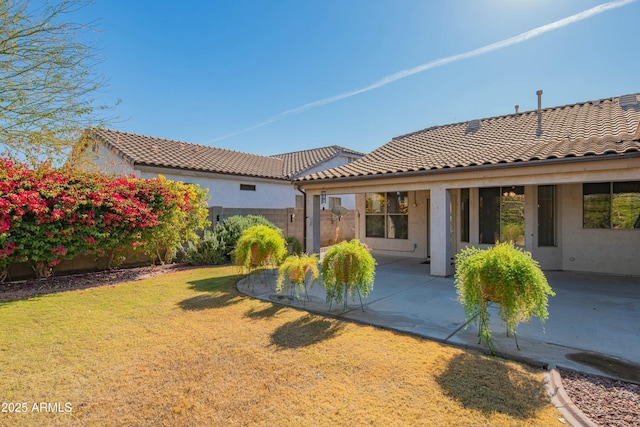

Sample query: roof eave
[134,162,291,181]
[297,151,640,185]
[91,132,137,166]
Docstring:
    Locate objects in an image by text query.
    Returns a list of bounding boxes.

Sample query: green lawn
[0,266,563,426]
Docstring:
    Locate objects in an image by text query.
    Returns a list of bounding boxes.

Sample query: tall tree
[0,0,108,165]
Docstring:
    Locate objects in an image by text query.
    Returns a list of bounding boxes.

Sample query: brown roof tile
[89,129,363,180]
[92,129,285,179]
[271,145,364,177]
[298,93,640,181]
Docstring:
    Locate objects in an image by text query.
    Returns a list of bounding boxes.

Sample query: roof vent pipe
[536,90,543,136]
[515,105,519,114]
[536,90,543,114]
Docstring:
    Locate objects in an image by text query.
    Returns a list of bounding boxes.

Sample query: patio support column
[306,194,321,254]
[430,186,453,277]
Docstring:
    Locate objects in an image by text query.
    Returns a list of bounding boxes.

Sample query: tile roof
[272,145,364,177]
[298,93,640,182]
[89,129,363,180]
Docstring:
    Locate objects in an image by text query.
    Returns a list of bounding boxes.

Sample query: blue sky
[75,0,639,156]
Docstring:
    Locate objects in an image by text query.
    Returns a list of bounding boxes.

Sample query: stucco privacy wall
[210,206,304,244]
[210,206,356,248]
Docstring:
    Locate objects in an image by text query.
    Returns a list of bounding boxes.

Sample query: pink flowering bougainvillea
[0,158,209,280]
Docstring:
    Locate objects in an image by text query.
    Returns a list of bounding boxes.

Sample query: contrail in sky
[210,0,636,143]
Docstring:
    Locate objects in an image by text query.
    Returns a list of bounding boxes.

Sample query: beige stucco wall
[353,182,639,276]
[354,190,430,259]
[302,157,640,277]
[560,183,639,276]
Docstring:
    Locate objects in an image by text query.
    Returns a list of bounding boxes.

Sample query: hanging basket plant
[234,225,287,270]
[454,242,555,352]
[321,239,376,311]
[276,253,320,299]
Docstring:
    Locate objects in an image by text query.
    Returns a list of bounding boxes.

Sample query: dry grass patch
[0,266,563,426]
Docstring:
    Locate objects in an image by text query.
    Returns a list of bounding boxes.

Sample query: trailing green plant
[321,239,376,311]
[454,242,555,352]
[234,225,287,270]
[276,253,320,299]
[285,236,303,255]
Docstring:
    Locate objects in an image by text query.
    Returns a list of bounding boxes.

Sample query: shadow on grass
[178,274,246,311]
[187,274,245,293]
[271,314,344,349]
[245,304,286,319]
[436,353,549,419]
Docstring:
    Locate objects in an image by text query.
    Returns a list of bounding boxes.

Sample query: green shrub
[0,158,205,278]
[454,242,555,352]
[184,215,277,265]
[143,176,210,264]
[184,230,227,265]
[286,236,303,255]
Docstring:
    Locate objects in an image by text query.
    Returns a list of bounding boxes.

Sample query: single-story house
[76,128,363,211]
[297,92,640,277]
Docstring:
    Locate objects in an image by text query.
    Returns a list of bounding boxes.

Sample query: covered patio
[297,93,640,278]
[238,255,640,382]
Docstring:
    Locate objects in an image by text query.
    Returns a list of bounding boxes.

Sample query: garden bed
[0,264,190,300]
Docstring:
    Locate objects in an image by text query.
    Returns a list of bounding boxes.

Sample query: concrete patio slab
[238,255,640,382]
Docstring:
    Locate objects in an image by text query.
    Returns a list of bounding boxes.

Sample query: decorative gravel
[560,368,640,427]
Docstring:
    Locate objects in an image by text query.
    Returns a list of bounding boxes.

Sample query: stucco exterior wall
[135,168,295,209]
[86,141,358,210]
[303,158,640,277]
[302,154,359,210]
[302,154,358,175]
[560,183,639,276]
[80,141,136,175]
[308,155,359,211]
[354,191,429,259]
[370,182,639,276]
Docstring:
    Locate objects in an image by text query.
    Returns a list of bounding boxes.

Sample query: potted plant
[285,236,303,255]
[276,253,320,301]
[321,239,376,311]
[234,225,287,270]
[454,241,555,352]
